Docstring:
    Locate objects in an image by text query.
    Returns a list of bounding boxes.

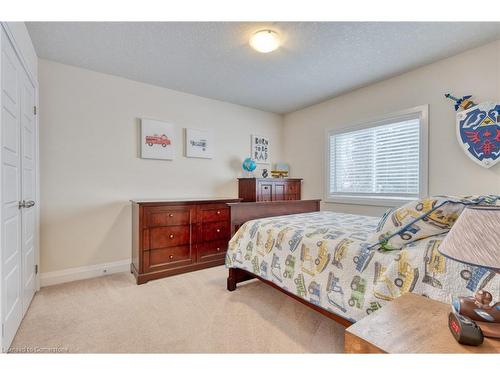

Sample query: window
[326,106,428,206]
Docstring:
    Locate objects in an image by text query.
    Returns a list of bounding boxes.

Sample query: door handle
[18,200,35,209]
[24,200,35,208]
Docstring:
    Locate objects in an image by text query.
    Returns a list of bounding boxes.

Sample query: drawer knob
[169,255,174,260]
[216,211,221,215]
[216,229,220,233]
[216,247,221,251]
[169,213,174,217]
[169,234,174,239]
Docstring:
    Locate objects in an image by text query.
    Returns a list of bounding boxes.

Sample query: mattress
[225,211,499,322]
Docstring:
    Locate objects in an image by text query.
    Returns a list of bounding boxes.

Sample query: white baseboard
[40,259,131,287]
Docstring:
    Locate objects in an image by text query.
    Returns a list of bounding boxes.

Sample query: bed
[225,199,500,325]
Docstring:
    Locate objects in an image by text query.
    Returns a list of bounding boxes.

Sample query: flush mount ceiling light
[249,30,280,53]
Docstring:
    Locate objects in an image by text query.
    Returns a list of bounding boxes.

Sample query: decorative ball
[242,157,257,172]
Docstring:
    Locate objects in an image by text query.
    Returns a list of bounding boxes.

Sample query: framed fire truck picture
[140,118,175,160]
[185,128,213,159]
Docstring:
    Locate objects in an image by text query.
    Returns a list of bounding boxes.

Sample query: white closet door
[1,29,23,349]
[20,66,36,314]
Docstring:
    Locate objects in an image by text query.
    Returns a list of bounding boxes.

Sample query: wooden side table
[345,293,500,353]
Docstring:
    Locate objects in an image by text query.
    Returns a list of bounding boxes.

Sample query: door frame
[0,22,39,352]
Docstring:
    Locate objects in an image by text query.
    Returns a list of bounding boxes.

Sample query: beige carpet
[10,266,345,353]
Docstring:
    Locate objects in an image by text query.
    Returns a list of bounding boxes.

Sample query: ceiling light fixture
[249,30,280,53]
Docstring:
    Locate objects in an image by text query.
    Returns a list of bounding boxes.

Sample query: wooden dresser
[238,178,302,202]
[131,198,241,284]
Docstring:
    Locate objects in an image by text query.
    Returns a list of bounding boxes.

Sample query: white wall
[39,59,283,273]
[39,39,500,274]
[284,40,500,217]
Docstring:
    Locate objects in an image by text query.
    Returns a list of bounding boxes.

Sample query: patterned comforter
[225,211,499,322]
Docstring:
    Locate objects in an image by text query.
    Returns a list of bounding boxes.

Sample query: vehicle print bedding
[225,211,499,322]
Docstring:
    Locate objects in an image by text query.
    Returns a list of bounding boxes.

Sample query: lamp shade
[439,206,500,270]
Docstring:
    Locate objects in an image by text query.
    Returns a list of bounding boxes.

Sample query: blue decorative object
[445,93,476,111]
[242,157,257,177]
[456,102,500,168]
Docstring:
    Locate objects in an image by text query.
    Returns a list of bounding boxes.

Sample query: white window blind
[327,109,427,205]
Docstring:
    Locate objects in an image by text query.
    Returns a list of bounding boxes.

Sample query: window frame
[324,105,429,207]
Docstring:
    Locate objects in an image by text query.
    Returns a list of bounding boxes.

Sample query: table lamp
[439,205,500,339]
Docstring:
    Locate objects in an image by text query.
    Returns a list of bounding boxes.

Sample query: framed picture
[141,118,175,160]
[185,128,213,159]
[251,134,270,164]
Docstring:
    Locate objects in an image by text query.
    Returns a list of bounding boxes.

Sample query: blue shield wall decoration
[456,101,500,168]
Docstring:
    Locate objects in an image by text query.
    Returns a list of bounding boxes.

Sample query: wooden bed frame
[225,199,353,328]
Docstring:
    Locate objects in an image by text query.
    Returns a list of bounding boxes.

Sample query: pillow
[369,195,499,251]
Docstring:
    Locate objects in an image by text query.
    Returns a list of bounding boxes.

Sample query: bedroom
[1,0,500,371]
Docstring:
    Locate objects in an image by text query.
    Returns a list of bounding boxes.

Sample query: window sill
[325,195,415,207]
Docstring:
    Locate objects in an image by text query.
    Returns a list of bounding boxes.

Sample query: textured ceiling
[27,22,500,114]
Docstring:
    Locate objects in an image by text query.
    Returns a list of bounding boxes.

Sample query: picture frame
[251,134,270,164]
[140,118,175,160]
[185,128,213,159]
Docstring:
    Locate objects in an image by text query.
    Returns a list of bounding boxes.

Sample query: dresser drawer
[143,245,193,272]
[198,239,227,262]
[148,225,190,249]
[200,207,229,223]
[132,198,240,284]
[257,182,273,202]
[201,221,230,242]
[286,183,299,194]
[144,206,192,227]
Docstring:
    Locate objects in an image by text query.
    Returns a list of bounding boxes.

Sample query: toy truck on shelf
[145,134,171,147]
